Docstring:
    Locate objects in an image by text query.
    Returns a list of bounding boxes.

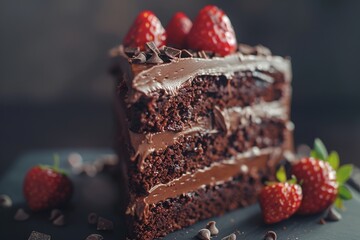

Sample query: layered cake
[110,6,293,239]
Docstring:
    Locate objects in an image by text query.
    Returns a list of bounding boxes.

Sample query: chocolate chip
[222,233,237,240]
[180,49,193,58]
[14,208,29,221]
[146,53,164,64]
[124,47,140,57]
[325,207,342,221]
[206,221,219,236]
[27,231,51,240]
[131,52,147,64]
[164,46,181,59]
[88,212,98,225]
[85,234,104,240]
[0,194,12,208]
[319,218,327,225]
[97,217,114,231]
[52,214,65,226]
[145,41,161,54]
[196,229,211,240]
[198,51,209,59]
[264,230,277,240]
[49,209,62,221]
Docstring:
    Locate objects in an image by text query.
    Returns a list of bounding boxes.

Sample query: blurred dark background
[1,0,360,175]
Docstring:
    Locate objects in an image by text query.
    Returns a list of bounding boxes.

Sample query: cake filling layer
[126,147,284,219]
[129,100,287,166]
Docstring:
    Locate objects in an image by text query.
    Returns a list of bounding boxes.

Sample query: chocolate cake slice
[111,7,293,240]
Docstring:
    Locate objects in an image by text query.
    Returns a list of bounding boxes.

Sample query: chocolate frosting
[130,54,291,101]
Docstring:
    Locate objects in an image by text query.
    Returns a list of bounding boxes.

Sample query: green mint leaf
[313,138,328,160]
[338,185,352,200]
[287,175,297,185]
[337,164,353,184]
[334,197,344,209]
[327,151,340,170]
[276,165,287,183]
[310,150,321,159]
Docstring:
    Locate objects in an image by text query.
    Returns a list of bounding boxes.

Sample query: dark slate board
[0,150,360,240]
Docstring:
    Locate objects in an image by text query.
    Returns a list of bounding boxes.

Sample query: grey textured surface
[0,150,360,239]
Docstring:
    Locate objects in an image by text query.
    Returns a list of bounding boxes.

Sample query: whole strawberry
[291,139,353,215]
[187,5,237,56]
[166,12,192,49]
[292,157,337,215]
[259,167,302,224]
[23,155,73,211]
[123,10,166,50]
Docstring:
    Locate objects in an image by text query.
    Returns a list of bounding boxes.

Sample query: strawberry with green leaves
[292,139,353,214]
[259,166,302,224]
[23,155,73,211]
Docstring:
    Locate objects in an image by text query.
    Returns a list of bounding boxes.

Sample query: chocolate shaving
[255,45,272,56]
[222,233,237,240]
[198,51,209,59]
[14,208,29,221]
[146,41,161,54]
[325,207,342,221]
[27,231,51,240]
[52,214,65,226]
[96,217,114,231]
[88,212,98,225]
[319,218,327,225]
[196,229,211,240]
[206,221,219,236]
[147,52,164,64]
[131,52,147,64]
[164,46,181,59]
[180,49,193,58]
[238,43,256,55]
[49,209,62,221]
[264,230,277,240]
[0,194,12,208]
[124,47,140,57]
[85,234,104,240]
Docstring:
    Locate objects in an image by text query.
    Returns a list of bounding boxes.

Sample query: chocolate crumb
[131,52,147,64]
[147,52,164,64]
[264,230,277,240]
[164,46,181,59]
[49,209,62,221]
[196,229,211,240]
[52,214,65,226]
[222,233,237,240]
[325,207,342,221]
[85,234,104,240]
[27,231,51,240]
[0,194,12,208]
[180,49,193,58]
[319,218,326,225]
[97,217,114,231]
[206,221,219,236]
[14,208,29,221]
[88,212,98,225]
